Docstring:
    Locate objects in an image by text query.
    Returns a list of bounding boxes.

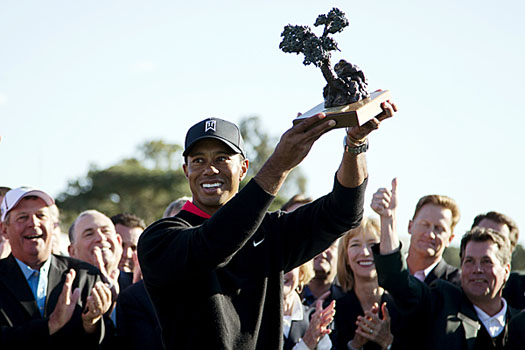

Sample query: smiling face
[68,211,122,273]
[408,204,454,259]
[347,230,380,281]
[2,197,53,269]
[183,138,248,215]
[461,240,510,305]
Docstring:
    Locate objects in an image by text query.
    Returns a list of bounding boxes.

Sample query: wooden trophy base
[293,90,392,128]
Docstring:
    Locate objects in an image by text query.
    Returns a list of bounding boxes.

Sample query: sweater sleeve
[138,178,275,288]
[276,175,367,272]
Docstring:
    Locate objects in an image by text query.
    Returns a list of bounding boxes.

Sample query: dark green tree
[56,141,189,227]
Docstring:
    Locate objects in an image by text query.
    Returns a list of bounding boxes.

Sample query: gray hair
[163,197,191,218]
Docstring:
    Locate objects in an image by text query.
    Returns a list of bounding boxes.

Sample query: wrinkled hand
[48,269,80,335]
[302,291,335,349]
[347,100,397,141]
[355,302,394,349]
[371,178,398,218]
[81,282,112,334]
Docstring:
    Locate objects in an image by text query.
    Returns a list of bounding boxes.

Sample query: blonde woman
[283,260,335,350]
[332,217,397,350]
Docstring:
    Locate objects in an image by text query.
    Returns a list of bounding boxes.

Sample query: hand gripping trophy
[280,8,391,127]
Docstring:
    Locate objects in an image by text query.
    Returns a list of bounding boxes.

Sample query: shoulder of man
[429,259,461,286]
[50,254,102,284]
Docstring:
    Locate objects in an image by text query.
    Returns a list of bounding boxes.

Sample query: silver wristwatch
[343,135,369,154]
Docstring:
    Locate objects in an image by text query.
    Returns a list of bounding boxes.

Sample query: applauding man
[0,187,112,349]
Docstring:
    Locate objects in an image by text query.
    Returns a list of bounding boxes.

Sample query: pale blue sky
[2,0,524,245]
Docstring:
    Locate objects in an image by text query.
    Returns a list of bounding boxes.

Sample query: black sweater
[138,177,366,350]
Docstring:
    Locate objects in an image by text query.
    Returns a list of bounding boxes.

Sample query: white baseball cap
[0,186,55,222]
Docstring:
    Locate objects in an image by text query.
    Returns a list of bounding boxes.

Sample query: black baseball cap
[183,118,247,158]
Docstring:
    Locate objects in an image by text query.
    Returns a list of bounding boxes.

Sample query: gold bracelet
[345,127,367,145]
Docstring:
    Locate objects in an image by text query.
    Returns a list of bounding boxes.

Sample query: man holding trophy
[138,8,397,350]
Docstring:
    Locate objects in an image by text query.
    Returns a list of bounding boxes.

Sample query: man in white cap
[0,186,112,349]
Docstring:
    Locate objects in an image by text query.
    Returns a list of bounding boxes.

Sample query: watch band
[344,135,369,154]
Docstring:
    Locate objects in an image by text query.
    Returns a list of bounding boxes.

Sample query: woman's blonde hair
[295,260,315,294]
[336,217,380,292]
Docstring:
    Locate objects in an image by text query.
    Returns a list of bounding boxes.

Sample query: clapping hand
[355,302,394,350]
[302,291,336,349]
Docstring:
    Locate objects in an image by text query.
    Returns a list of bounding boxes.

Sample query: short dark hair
[111,213,146,229]
[280,194,313,212]
[460,227,511,266]
[471,211,519,251]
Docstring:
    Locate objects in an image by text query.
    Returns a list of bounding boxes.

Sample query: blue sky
[2,0,524,245]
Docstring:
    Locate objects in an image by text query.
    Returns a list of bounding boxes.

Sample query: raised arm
[337,101,397,188]
[371,177,399,254]
[256,101,397,196]
[254,113,336,195]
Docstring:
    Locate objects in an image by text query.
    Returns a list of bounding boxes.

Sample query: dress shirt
[413,260,440,282]
[473,298,507,337]
[15,257,51,316]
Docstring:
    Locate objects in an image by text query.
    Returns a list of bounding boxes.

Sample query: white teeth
[358,261,374,266]
[202,183,221,188]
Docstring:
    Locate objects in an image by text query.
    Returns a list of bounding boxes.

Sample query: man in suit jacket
[0,186,112,349]
[471,211,524,310]
[372,181,461,286]
[374,221,517,349]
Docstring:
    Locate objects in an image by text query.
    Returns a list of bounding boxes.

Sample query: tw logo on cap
[205,120,217,132]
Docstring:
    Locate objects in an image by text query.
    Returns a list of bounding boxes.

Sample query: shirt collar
[181,201,212,219]
[473,298,507,337]
[413,259,440,280]
[15,257,52,280]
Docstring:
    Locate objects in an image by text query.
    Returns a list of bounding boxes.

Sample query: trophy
[280,8,391,128]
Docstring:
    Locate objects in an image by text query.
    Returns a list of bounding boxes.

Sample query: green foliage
[511,244,525,271]
[56,142,190,228]
[442,246,461,268]
[138,140,182,170]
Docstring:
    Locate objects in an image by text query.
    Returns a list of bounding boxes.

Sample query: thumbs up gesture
[371,178,398,218]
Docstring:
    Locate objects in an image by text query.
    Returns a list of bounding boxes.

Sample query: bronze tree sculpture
[280,8,369,108]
